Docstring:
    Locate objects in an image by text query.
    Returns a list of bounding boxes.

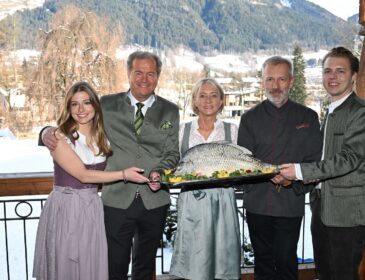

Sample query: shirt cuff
[294,163,303,180]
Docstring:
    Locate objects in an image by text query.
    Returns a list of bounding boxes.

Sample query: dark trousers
[311,190,365,280]
[104,196,168,280]
[246,211,302,280]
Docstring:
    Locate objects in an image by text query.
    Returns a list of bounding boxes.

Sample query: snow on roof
[9,49,40,63]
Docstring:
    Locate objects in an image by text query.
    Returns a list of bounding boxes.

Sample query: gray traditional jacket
[101,92,180,210]
[301,93,365,227]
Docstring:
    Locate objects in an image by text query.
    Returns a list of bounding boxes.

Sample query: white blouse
[65,132,106,165]
[178,118,238,153]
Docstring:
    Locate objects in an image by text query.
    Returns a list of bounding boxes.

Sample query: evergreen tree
[320,92,330,124]
[291,46,307,105]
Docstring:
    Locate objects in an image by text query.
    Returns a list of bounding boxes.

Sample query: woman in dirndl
[170,78,241,280]
[33,81,148,280]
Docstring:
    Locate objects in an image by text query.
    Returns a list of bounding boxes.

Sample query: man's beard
[265,89,289,108]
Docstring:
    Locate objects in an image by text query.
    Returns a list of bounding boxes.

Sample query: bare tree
[161,68,202,120]
[0,13,24,131]
[27,5,125,125]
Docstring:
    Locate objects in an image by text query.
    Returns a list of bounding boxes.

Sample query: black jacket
[238,99,322,217]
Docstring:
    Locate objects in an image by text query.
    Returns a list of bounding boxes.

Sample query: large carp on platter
[169,142,278,182]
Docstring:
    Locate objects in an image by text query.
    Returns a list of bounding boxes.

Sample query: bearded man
[237,56,322,280]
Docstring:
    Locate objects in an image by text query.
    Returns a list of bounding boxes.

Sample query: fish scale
[174,142,278,177]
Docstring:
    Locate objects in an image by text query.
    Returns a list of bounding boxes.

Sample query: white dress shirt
[127,91,156,116]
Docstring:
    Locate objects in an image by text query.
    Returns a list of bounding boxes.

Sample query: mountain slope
[0,0,358,53]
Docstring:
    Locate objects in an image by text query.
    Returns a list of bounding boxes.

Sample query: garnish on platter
[162,168,275,184]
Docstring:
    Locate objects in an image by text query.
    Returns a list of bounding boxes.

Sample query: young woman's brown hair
[57,81,112,156]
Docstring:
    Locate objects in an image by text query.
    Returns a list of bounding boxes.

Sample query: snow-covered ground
[0,138,52,174]
[0,0,44,20]
[0,138,314,279]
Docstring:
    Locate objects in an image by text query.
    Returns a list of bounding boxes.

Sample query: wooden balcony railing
[0,173,53,196]
[0,173,316,280]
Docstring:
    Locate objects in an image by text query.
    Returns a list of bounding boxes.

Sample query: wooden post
[360,248,365,280]
[357,37,365,100]
[358,5,365,280]
[357,0,365,99]
[360,0,365,25]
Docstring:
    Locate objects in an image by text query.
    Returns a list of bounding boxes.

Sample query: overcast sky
[307,0,359,20]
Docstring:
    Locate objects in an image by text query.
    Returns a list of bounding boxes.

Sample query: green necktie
[134,102,144,135]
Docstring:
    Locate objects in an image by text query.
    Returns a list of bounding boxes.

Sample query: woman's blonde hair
[57,81,112,156]
[191,78,225,115]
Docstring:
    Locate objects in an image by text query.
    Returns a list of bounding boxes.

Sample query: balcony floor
[156,263,316,280]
